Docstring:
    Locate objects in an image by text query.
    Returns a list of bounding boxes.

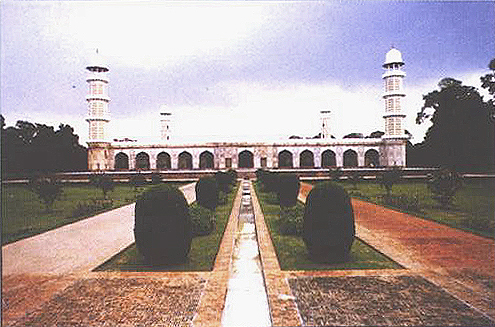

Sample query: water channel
[221,180,271,327]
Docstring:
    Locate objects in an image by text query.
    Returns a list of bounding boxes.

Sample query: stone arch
[156,152,171,170]
[321,150,336,168]
[135,152,150,170]
[114,152,129,170]
[199,151,214,169]
[278,150,293,168]
[178,151,193,170]
[365,149,380,167]
[300,150,314,168]
[343,149,358,167]
[238,150,254,168]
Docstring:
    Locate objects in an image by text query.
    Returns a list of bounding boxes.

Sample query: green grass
[1,182,185,245]
[94,184,239,272]
[254,182,401,270]
[321,179,495,238]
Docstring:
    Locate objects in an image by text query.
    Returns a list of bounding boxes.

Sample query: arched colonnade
[112,146,382,171]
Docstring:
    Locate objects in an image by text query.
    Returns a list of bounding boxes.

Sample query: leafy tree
[1,118,87,175]
[29,177,63,212]
[428,169,462,208]
[480,58,495,98]
[90,174,115,199]
[379,167,402,197]
[413,78,495,171]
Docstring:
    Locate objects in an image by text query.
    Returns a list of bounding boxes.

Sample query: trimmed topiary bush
[227,169,238,186]
[303,182,355,263]
[277,173,300,207]
[215,171,231,193]
[134,184,192,265]
[189,202,216,236]
[195,176,219,210]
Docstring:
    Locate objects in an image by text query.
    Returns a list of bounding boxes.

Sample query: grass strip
[94,183,239,272]
[310,179,495,239]
[1,182,186,245]
[254,182,401,271]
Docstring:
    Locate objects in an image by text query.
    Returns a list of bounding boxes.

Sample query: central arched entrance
[157,152,171,170]
[321,150,336,168]
[238,150,254,168]
[135,152,150,170]
[343,150,358,167]
[178,151,193,170]
[300,150,314,168]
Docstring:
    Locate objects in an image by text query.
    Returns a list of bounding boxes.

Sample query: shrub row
[256,169,300,207]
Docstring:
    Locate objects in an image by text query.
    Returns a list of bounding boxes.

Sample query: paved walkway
[298,182,495,320]
[2,183,196,276]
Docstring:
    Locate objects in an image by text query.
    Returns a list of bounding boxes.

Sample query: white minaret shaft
[382,48,406,138]
[320,110,331,139]
[160,112,171,141]
[86,50,110,142]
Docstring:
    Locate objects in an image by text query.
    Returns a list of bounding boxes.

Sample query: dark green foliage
[215,171,232,193]
[150,173,162,185]
[189,202,216,236]
[29,177,63,212]
[89,174,115,199]
[277,173,300,207]
[195,176,219,210]
[329,167,342,182]
[428,169,463,208]
[227,169,238,185]
[129,174,147,191]
[218,191,228,205]
[278,204,304,236]
[72,199,113,218]
[348,171,361,189]
[379,168,402,197]
[383,194,421,213]
[303,182,355,263]
[412,78,495,171]
[1,118,87,175]
[134,184,192,265]
[257,169,278,192]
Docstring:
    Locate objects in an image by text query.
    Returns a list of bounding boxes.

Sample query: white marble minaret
[86,50,111,170]
[382,48,406,138]
[320,110,331,139]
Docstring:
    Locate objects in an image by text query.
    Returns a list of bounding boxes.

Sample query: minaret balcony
[86,115,110,122]
[382,70,406,79]
[382,91,406,98]
[86,95,110,102]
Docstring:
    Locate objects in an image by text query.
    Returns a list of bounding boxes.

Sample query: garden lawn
[330,179,495,238]
[254,183,401,271]
[1,182,184,245]
[94,184,239,272]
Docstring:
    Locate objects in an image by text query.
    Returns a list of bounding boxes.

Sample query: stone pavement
[2,183,198,326]
[298,182,495,321]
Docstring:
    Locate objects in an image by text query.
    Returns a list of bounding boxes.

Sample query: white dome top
[384,48,404,66]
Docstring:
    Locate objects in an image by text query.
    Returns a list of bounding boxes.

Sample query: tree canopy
[410,73,495,172]
[1,117,87,175]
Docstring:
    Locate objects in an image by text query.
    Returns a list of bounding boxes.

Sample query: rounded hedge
[134,184,192,265]
[215,171,231,193]
[195,176,219,210]
[303,182,355,263]
[189,202,216,236]
[277,173,300,207]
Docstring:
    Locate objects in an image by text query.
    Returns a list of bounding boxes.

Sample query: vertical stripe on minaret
[320,110,331,139]
[86,50,110,142]
[382,48,406,138]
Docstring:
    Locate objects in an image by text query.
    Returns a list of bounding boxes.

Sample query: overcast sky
[1,1,493,145]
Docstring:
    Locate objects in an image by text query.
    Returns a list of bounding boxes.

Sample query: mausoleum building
[86,49,409,171]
